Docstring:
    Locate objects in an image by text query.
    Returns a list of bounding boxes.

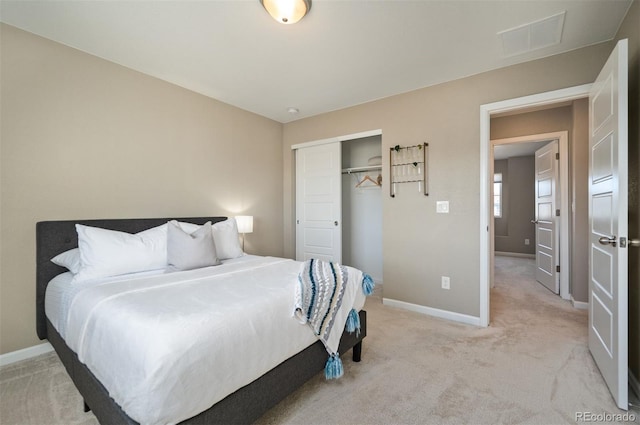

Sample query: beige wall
[0,24,284,354]
[283,42,614,318]
[490,105,573,140]
[615,0,640,383]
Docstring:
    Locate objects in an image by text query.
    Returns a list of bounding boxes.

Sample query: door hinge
[556,265,560,273]
[555,209,560,216]
[555,152,559,160]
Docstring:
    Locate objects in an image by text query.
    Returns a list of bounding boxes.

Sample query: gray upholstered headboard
[35,216,227,340]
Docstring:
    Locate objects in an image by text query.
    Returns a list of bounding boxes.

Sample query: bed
[36,216,367,424]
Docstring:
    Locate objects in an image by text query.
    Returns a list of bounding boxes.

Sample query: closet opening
[341,135,383,287]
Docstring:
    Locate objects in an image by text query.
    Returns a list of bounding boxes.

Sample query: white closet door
[295,143,342,262]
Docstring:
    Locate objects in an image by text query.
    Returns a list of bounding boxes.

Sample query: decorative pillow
[212,218,244,259]
[167,221,220,270]
[51,248,82,274]
[73,223,168,282]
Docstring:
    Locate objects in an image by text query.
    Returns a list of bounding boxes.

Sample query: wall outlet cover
[441,276,450,289]
[436,201,449,213]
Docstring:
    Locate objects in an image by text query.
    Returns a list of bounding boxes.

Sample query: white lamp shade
[235,216,254,234]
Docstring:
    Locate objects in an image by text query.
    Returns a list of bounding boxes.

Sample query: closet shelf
[341,165,382,174]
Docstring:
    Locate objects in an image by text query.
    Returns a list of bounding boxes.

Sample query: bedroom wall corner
[0,24,284,355]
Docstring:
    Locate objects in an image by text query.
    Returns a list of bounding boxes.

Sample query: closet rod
[341,165,382,175]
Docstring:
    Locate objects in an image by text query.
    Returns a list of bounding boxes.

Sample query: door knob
[334,221,339,226]
[630,239,640,247]
[531,220,539,224]
[598,236,617,247]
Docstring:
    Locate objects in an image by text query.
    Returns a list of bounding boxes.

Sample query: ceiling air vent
[498,11,566,57]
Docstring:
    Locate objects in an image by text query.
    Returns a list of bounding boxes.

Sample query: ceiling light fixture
[260,0,312,24]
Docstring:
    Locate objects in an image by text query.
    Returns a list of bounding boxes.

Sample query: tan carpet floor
[1,255,637,424]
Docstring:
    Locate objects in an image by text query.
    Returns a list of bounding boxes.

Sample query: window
[493,173,502,218]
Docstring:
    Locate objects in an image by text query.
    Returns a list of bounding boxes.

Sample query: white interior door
[588,39,628,410]
[295,142,342,262]
[534,140,559,294]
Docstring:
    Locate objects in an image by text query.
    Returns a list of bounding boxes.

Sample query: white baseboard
[382,298,481,326]
[0,342,53,367]
[495,251,536,259]
[571,296,588,310]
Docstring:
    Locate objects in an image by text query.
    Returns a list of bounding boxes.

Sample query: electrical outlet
[441,276,450,290]
[525,239,530,245]
[436,201,449,214]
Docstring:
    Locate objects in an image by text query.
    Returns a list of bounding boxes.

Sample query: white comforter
[52,256,365,425]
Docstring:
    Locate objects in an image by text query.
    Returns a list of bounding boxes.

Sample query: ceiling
[0,0,632,123]
[494,140,549,160]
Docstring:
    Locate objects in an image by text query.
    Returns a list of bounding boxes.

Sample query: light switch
[436,201,449,214]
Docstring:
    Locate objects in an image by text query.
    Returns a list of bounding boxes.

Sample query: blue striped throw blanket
[294,258,374,379]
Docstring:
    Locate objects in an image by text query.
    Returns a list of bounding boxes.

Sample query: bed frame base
[48,312,366,424]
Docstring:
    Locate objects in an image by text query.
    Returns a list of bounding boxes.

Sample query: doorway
[478,83,592,327]
[341,135,383,285]
[490,131,570,300]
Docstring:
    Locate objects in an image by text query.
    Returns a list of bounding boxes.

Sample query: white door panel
[592,293,614,355]
[591,246,613,297]
[592,134,614,181]
[303,227,334,248]
[537,202,553,221]
[295,143,342,262]
[588,38,628,410]
[537,227,553,249]
[538,178,552,197]
[304,177,333,196]
[534,140,559,294]
[304,202,332,221]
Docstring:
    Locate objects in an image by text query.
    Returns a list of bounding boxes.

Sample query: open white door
[295,142,342,262]
[588,39,628,410]
[534,140,560,294]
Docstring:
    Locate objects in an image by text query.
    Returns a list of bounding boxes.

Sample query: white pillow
[177,221,201,233]
[73,223,168,282]
[212,218,244,260]
[167,221,220,270]
[51,248,81,274]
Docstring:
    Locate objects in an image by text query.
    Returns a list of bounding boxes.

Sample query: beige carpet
[1,256,637,424]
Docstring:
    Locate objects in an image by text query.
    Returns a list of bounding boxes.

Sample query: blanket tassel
[362,273,375,296]
[324,354,344,380]
[345,308,360,336]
